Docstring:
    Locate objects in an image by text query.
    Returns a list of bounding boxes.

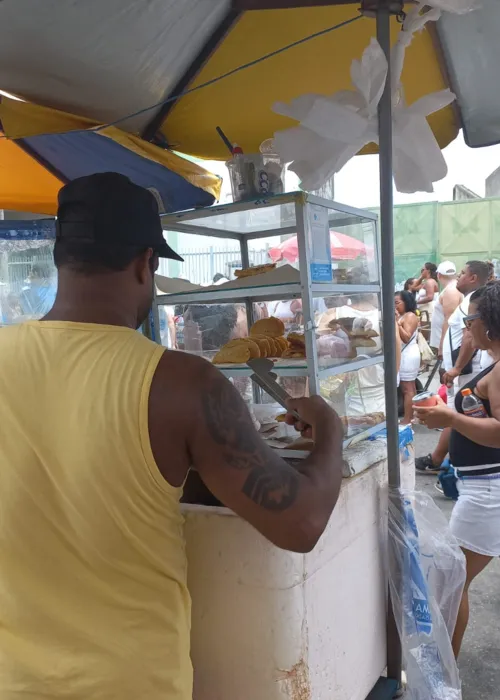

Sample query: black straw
[216,126,234,155]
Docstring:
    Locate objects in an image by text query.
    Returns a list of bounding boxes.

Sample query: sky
[201,132,500,210]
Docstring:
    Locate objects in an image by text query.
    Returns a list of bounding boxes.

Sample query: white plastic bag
[417,331,434,364]
[388,489,466,700]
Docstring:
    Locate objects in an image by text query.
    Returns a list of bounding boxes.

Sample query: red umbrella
[268,231,370,263]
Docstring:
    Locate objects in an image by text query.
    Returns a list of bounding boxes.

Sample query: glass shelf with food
[153,193,384,445]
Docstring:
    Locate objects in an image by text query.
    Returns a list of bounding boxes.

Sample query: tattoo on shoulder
[201,371,299,511]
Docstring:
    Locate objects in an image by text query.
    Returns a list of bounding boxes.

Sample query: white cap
[437,261,456,276]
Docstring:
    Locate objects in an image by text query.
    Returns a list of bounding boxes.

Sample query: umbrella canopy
[0,0,496,161]
[268,231,370,263]
[0,98,221,215]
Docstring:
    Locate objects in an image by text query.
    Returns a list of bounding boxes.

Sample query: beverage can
[413,391,438,408]
[412,392,437,424]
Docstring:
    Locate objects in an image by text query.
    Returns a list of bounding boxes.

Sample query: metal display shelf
[216,355,383,379]
[155,191,384,445]
[273,421,387,456]
[156,282,381,307]
[160,191,378,240]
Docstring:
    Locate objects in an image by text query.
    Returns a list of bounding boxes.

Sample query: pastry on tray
[234,263,276,279]
[251,336,272,358]
[349,337,377,348]
[275,336,289,353]
[224,337,261,358]
[287,331,305,348]
[212,343,251,364]
[250,316,285,338]
[282,331,306,359]
[281,348,306,360]
[212,318,292,364]
[335,317,355,331]
[346,328,379,339]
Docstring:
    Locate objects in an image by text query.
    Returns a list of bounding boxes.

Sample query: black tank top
[449,363,500,468]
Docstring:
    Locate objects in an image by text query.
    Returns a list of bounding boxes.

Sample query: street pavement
[413,424,500,700]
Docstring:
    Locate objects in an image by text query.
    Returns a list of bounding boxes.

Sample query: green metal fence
[373,197,500,285]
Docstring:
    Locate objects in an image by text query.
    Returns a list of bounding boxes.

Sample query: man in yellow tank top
[0,173,344,700]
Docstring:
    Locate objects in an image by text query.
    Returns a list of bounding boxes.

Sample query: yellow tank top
[0,321,192,700]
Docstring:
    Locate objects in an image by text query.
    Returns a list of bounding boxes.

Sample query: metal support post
[376,1,403,694]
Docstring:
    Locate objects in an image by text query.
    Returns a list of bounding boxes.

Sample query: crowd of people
[396,260,497,423]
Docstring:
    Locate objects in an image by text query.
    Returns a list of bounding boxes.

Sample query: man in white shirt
[429,261,462,356]
[442,261,490,389]
[416,260,490,473]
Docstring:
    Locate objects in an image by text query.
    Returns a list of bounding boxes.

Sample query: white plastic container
[226,140,284,202]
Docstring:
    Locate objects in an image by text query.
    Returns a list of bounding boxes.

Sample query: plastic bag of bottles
[388,489,466,700]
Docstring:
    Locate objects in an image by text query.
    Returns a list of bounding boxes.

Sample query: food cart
[154,191,416,699]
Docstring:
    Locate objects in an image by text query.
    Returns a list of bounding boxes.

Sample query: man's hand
[442,367,460,386]
[413,395,455,430]
[285,396,343,442]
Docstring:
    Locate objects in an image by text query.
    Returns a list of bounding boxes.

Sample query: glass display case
[155,191,385,446]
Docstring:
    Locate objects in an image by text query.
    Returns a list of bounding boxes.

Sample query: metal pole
[377,4,400,489]
[240,235,260,404]
[377,3,403,692]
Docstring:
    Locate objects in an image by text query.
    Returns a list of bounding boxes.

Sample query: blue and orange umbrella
[0,97,221,215]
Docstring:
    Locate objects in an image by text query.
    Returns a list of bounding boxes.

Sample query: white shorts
[450,474,500,557]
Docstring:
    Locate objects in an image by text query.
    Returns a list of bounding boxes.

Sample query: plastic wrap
[272,0,474,195]
[388,489,466,700]
[0,241,56,325]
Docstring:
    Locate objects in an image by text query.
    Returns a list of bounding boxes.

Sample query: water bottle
[461,388,488,418]
[259,138,284,195]
[227,145,252,202]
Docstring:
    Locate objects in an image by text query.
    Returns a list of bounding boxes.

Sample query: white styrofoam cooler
[183,443,415,700]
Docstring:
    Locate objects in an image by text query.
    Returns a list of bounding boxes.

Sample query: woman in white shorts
[414,282,500,658]
[395,291,420,424]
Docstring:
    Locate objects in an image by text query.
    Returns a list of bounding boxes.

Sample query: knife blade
[247,358,301,420]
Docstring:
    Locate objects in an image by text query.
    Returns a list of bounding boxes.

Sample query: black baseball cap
[56,172,183,261]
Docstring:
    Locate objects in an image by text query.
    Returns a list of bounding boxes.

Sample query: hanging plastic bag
[388,489,466,700]
[417,330,434,364]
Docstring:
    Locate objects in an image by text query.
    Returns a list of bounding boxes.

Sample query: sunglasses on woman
[463,313,480,329]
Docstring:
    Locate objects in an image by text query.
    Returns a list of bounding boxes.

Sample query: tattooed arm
[187,361,344,553]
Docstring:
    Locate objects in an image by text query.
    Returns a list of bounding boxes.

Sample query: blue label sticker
[310,263,333,282]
